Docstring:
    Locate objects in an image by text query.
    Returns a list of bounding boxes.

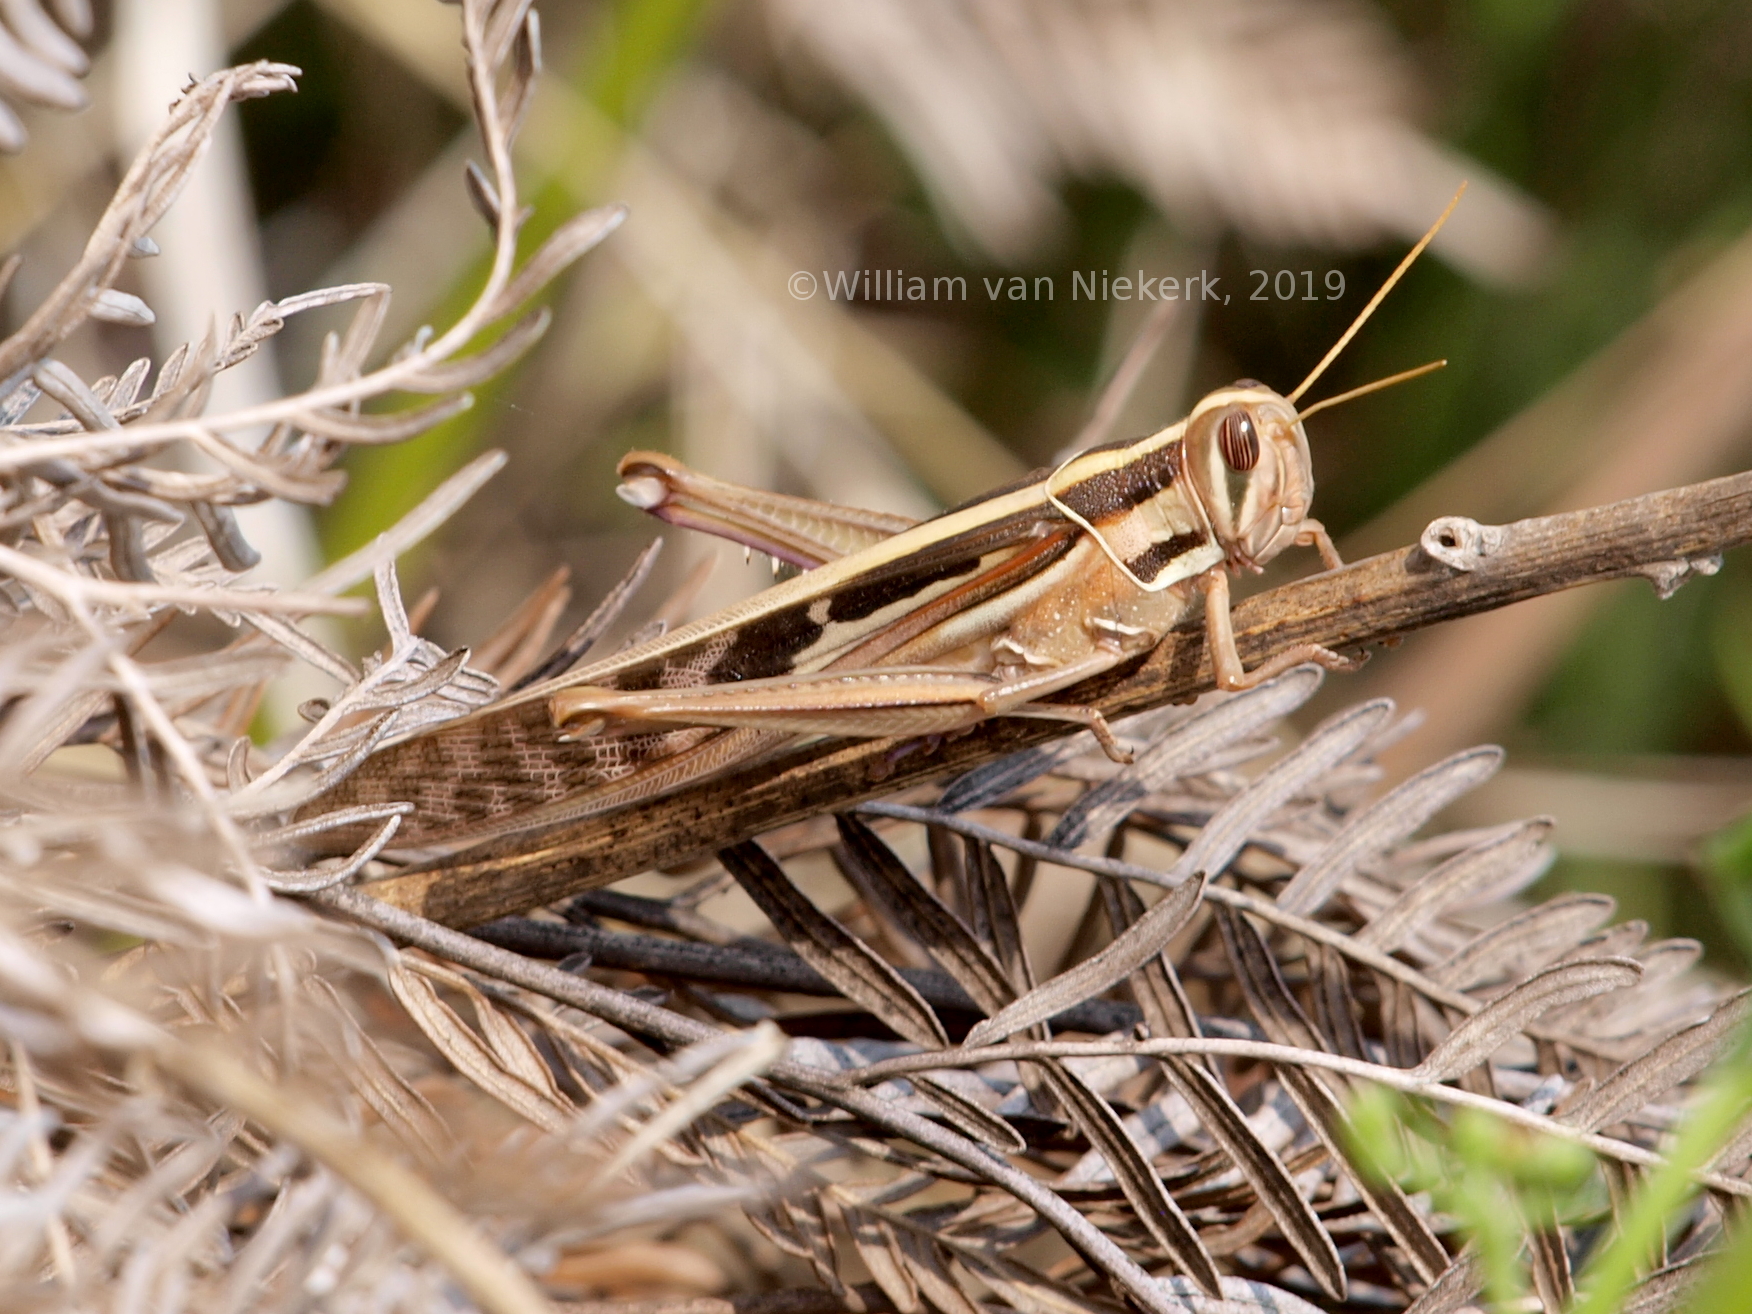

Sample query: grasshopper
[303,195,1460,852]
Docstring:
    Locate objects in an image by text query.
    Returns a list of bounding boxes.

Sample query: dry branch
[361,467,1752,927]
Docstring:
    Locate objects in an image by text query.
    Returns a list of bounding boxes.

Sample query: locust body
[302,382,1348,851]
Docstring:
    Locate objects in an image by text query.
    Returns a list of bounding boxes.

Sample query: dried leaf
[458,977,571,1107]
[961,835,1031,991]
[485,205,629,320]
[834,815,1013,1012]
[1307,943,1368,1061]
[937,731,1105,812]
[783,1196,850,1298]
[1413,958,1644,1084]
[386,961,571,1133]
[189,501,261,572]
[1356,818,1553,954]
[309,978,446,1162]
[1277,747,1504,915]
[1564,988,1752,1132]
[745,1204,817,1263]
[1404,1249,1483,1314]
[397,307,551,393]
[1380,974,1427,1070]
[471,564,572,679]
[843,1206,920,1313]
[512,537,663,689]
[1214,905,1324,1053]
[1101,878,1202,1043]
[1164,699,1394,885]
[89,289,154,327]
[964,871,1206,1047]
[1562,938,1705,1034]
[1529,1225,1574,1312]
[1164,1057,1345,1300]
[595,1023,786,1182]
[835,816,1220,1293]
[1216,905,1450,1282]
[895,1231,985,1314]
[304,450,509,597]
[1622,1260,1705,1314]
[294,394,474,444]
[722,840,949,1049]
[464,157,502,226]
[953,1249,1108,1314]
[1429,892,1616,990]
[1040,1062,1221,1293]
[1279,1063,1452,1286]
[913,1075,1026,1153]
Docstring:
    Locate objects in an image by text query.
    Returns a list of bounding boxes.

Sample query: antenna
[1284,182,1467,406]
[1295,359,1446,422]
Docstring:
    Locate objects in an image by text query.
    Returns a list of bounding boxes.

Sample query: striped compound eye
[1217,407,1260,471]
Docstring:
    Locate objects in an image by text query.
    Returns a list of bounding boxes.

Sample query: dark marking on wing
[570,504,1067,700]
[827,552,981,623]
[1125,531,1208,583]
[1055,441,1182,523]
[707,504,1065,677]
[833,524,1081,668]
[709,604,825,681]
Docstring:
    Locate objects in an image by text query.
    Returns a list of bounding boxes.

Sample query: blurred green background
[9,0,1752,964]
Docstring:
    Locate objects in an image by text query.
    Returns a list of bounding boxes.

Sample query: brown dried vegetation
[0,4,1748,1314]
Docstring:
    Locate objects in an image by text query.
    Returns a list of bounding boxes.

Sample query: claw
[1314,645,1367,673]
[1088,710,1134,764]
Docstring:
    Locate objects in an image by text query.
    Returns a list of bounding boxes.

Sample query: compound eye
[1232,378,1263,389]
[1217,407,1260,471]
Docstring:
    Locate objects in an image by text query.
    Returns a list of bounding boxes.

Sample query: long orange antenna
[1295,359,1446,422]
[1284,182,1467,406]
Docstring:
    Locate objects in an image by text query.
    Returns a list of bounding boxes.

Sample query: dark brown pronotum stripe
[354,469,1752,927]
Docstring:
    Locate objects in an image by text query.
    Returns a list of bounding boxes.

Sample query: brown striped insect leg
[1199,568,1362,690]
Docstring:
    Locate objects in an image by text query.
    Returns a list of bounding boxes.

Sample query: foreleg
[1199,568,1361,691]
[1295,518,1345,572]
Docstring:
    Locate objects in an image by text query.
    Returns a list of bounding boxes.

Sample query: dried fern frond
[350,664,1744,1314]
